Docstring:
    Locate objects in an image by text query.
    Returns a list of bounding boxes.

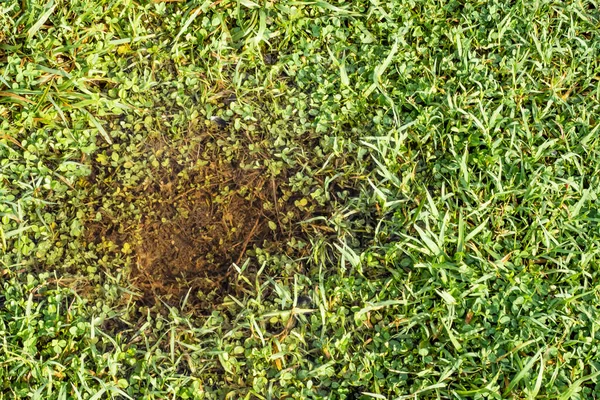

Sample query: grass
[1,0,600,398]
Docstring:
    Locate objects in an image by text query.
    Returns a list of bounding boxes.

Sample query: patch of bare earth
[85,128,316,312]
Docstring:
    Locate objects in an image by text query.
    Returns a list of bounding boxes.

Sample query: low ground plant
[1,0,600,398]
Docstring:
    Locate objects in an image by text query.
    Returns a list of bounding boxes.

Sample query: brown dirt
[84,128,315,312]
[131,167,276,309]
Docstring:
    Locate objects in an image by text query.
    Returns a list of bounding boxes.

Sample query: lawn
[1,0,600,398]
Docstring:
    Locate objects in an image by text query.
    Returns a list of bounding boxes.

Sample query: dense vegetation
[1,0,600,398]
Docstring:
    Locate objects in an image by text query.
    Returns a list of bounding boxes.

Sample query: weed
[1,0,600,398]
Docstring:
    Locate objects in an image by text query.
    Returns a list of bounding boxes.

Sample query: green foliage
[1,0,600,398]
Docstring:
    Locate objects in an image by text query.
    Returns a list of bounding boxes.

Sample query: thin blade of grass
[27,1,56,38]
[503,349,544,397]
[81,109,112,145]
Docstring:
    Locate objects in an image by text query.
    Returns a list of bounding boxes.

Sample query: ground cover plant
[1,0,600,398]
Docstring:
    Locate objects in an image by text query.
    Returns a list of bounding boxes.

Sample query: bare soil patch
[84,127,315,312]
